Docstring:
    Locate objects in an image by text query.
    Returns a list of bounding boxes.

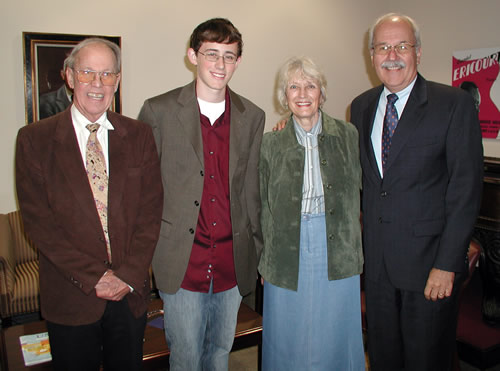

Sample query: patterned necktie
[381,93,399,174]
[86,123,111,262]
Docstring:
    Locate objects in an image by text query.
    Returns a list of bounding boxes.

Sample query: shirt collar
[292,111,322,137]
[383,75,417,101]
[71,104,114,131]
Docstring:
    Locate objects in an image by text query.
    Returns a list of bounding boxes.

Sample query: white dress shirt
[371,77,417,177]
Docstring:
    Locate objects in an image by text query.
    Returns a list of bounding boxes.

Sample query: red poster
[452,47,500,138]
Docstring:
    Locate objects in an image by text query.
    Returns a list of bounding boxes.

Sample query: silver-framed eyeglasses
[372,43,416,55]
[198,51,238,64]
[73,69,119,86]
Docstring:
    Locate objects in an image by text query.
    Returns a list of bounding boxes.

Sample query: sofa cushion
[7,211,38,265]
[9,260,40,317]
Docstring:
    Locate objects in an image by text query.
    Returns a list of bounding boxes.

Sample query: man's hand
[95,270,131,301]
[424,268,455,301]
[273,119,287,131]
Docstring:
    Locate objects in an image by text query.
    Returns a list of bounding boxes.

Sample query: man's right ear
[187,48,198,66]
[65,68,75,90]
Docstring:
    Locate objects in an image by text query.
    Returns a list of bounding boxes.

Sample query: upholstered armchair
[0,211,40,322]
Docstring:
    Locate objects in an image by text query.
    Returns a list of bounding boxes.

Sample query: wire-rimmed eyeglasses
[198,51,238,64]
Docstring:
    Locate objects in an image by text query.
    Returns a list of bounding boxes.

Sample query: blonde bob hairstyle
[276,56,327,111]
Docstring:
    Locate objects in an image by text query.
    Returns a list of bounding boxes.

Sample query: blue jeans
[159,284,242,371]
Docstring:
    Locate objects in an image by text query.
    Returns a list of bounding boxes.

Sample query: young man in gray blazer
[138,18,265,371]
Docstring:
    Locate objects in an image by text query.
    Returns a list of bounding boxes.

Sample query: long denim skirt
[262,213,365,371]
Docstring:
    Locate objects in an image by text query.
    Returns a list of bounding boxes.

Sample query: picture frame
[23,32,121,124]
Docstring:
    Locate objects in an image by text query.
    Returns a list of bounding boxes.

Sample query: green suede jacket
[258,111,363,291]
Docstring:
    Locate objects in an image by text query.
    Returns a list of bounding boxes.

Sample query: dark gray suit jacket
[350,74,483,292]
[138,81,265,296]
[39,85,72,120]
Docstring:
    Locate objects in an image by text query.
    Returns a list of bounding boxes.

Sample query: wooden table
[0,300,262,370]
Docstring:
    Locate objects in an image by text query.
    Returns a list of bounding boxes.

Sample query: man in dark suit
[16,38,163,371]
[138,18,264,371]
[350,13,483,371]
[38,66,72,120]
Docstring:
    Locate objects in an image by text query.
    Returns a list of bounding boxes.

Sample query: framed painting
[23,32,121,124]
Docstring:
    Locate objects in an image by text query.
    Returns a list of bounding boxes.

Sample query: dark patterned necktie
[381,93,399,174]
[86,123,111,262]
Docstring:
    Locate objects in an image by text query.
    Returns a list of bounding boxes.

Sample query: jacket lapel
[321,113,344,178]
[228,88,245,186]
[53,109,102,229]
[384,74,427,173]
[362,87,384,182]
[177,81,204,167]
[107,111,127,219]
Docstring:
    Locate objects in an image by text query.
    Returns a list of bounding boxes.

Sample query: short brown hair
[190,18,243,57]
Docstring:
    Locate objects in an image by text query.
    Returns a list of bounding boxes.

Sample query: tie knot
[387,94,398,105]
[86,123,100,133]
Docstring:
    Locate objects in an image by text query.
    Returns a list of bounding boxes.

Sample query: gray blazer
[39,85,71,120]
[138,81,265,296]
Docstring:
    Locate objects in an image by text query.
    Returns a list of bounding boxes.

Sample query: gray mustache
[381,60,406,69]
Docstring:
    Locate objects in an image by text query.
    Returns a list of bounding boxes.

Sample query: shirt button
[212,222,217,226]
[321,159,327,166]
[208,269,212,273]
[209,151,214,155]
[209,264,212,268]
[381,191,387,197]
[213,244,217,248]
[200,170,204,176]
[194,200,200,206]
[211,198,215,202]
[189,228,195,234]
[210,175,215,179]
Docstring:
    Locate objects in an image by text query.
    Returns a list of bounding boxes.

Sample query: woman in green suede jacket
[259,56,365,371]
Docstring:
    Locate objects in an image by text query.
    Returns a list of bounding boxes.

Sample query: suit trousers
[47,299,147,371]
[365,262,464,371]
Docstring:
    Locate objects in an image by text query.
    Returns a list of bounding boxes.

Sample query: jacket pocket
[412,219,445,237]
[159,219,173,238]
[127,167,142,177]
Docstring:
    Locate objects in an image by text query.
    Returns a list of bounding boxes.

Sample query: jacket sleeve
[246,111,265,261]
[258,133,271,270]
[434,92,483,272]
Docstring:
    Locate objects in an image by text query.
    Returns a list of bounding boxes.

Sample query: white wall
[1,0,500,212]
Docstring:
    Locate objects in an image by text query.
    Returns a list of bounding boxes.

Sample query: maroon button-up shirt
[181,92,237,293]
